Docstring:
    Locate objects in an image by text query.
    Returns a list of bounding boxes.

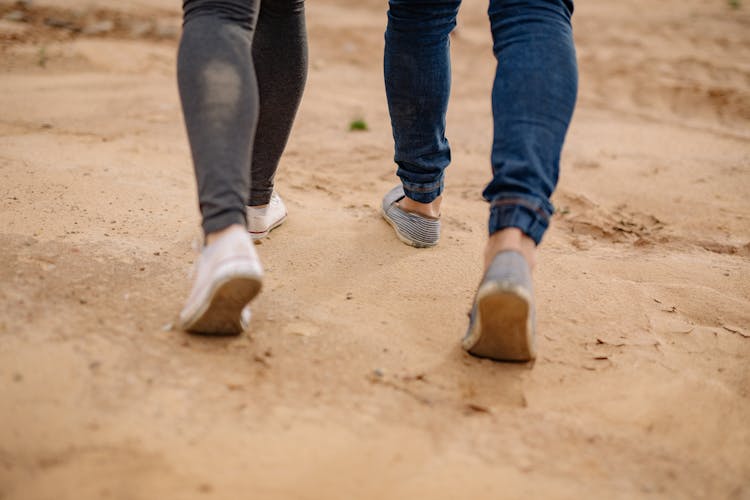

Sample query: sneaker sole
[462,281,536,361]
[381,208,438,248]
[183,275,262,335]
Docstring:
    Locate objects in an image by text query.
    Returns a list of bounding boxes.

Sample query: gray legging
[178,0,307,235]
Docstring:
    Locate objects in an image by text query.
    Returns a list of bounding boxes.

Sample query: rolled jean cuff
[401,178,444,204]
[202,208,246,236]
[488,197,552,245]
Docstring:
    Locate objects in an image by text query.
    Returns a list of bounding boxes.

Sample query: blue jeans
[384,0,578,244]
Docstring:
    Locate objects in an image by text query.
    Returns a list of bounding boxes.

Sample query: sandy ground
[1,0,749,498]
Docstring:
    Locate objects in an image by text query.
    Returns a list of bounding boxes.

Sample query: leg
[248,0,308,207]
[178,0,261,236]
[465,0,578,361]
[381,0,460,247]
[483,0,578,264]
[177,0,264,334]
[384,0,461,207]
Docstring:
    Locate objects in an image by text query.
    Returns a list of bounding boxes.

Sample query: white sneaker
[178,226,263,335]
[247,191,287,240]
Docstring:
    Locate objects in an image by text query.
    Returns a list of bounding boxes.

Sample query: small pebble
[4,11,26,22]
[82,20,114,36]
[128,20,152,38]
[155,21,179,39]
[44,17,74,30]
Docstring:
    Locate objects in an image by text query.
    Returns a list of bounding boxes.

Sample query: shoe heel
[186,275,262,335]
[465,284,535,361]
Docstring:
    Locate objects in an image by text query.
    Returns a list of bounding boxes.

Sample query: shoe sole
[183,275,262,335]
[249,213,287,241]
[380,208,437,248]
[462,281,536,361]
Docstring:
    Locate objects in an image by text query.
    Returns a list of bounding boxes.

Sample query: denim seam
[490,197,550,224]
[402,182,442,193]
[488,206,547,245]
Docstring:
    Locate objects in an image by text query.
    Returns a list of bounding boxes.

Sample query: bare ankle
[484,228,536,272]
[398,195,442,219]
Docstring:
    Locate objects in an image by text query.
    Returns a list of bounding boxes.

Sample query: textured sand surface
[1,0,749,498]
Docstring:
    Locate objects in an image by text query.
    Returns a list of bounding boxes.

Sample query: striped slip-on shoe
[463,250,536,362]
[381,185,440,248]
